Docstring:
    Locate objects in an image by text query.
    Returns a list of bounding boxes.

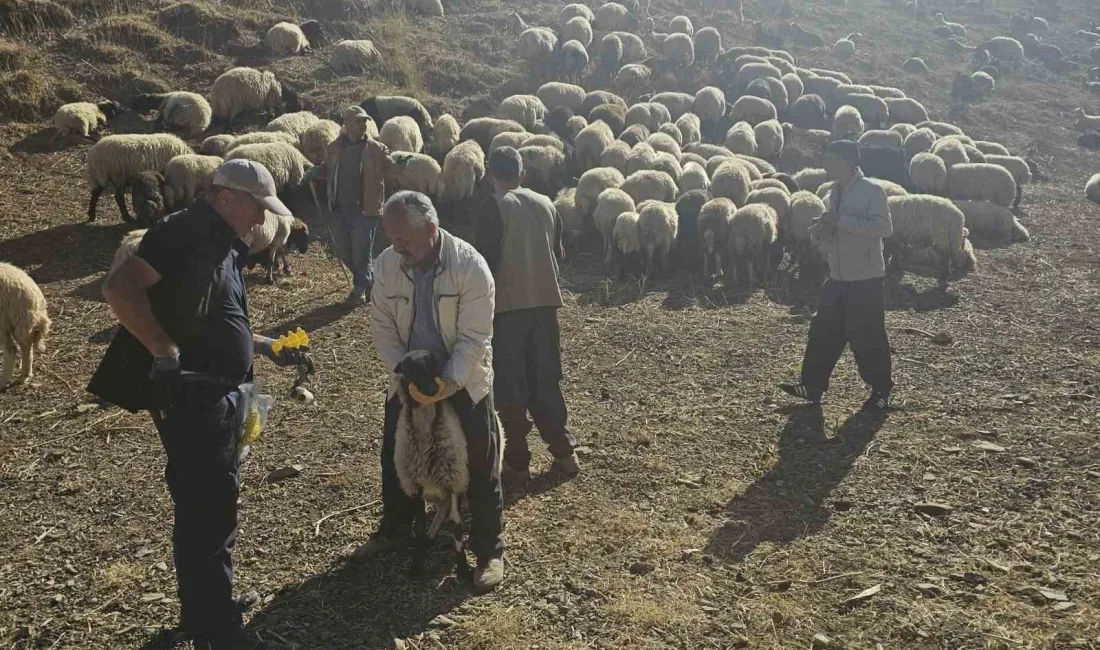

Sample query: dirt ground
[1,0,1100,648]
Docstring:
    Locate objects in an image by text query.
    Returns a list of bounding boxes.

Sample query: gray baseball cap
[212,159,292,216]
[344,105,370,121]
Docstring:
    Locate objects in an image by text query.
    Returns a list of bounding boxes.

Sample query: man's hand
[150,353,181,414]
[257,337,311,368]
[408,377,454,406]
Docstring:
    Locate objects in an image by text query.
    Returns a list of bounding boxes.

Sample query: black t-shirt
[136,200,254,384]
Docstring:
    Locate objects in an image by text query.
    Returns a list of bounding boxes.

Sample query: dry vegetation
[1,0,1100,648]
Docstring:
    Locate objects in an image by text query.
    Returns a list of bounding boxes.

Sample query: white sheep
[735,62,783,94]
[360,96,434,142]
[300,119,341,165]
[833,105,865,140]
[438,140,486,218]
[976,36,1024,68]
[209,67,296,127]
[0,263,50,389]
[379,115,425,153]
[163,154,222,209]
[577,167,625,218]
[595,2,634,31]
[199,134,237,157]
[109,228,146,272]
[611,31,647,63]
[574,120,615,170]
[637,200,679,277]
[859,129,903,149]
[404,0,444,16]
[266,110,319,142]
[660,32,695,69]
[611,211,641,277]
[791,167,829,193]
[621,169,678,204]
[496,94,547,131]
[868,178,909,197]
[692,86,726,125]
[566,115,589,140]
[891,123,918,140]
[600,140,631,174]
[764,76,790,114]
[688,142,735,160]
[615,64,653,100]
[730,96,778,126]
[746,186,791,241]
[657,123,684,147]
[1088,173,1100,204]
[554,187,584,247]
[563,16,593,48]
[329,40,381,73]
[86,133,192,222]
[752,178,790,193]
[697,197,734,278]
[726,203,777,286]
[650,152,682,185]
[651,92,695,121]
[833,34,857,59]
[226,142,312,192]
[560,3,595,27]
[695,27,722,66]
[518,145,568,195]
[838,93,889,128]
[870,85,906,99]
[885,194,974,289]
[241,210,311,282]
[625,102,671,132]
[933,138,970,169]
[724,121,757,156]
[787,190,828,275]
[224,132,301,157]
[675,113,702,145]
[754,120,784,161]
[266,22,310,56]
[946,163,1017,208]
[669,15,693,36]
[647,132,681,158]
[710,159,753,205]
[903,128,938,160]
[458,118,524,153]
[393,153,443,196]
[909,152,948,195]
[982,155,1031,207]
[970,71,995,99]
[735,154,771,179]
[537,82,586,113]
[680,161,710,194]
[973,140,1010,156]
[134,92,212,136]
[53,101,119,139]
[594,188,637,267]
[917,120,965,137]
[488,132,531,154]
[953,200,1029,243]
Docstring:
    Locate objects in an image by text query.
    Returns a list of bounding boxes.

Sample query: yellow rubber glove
[408,377,451,406]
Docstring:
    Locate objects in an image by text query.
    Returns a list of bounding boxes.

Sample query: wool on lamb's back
[226,142,312,191]
[0,262,51,387]
[266,111,320,141]
[379,115,425,153]
[621,169,678,204]
[210,67,285,123]
[87,134,193,198]
[159,92,213,135]
[946,163,1017,208]
[300,120,341,165]
[439,140,486,204]
[266,22,310,56]
[163,154,222,209]
[329,40,381,73]
[953,200,1029,242]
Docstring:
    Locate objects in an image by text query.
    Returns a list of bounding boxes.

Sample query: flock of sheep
[1,0,1098,393]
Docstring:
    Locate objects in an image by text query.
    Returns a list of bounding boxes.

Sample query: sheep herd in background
[2,0,1099,392]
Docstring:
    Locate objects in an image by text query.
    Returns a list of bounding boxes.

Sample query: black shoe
[779,382,822,404]
[862,389,892,411]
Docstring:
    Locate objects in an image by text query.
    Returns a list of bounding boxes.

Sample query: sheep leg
[87,187,103,222]
[410,504,428,578]
[265,247,277,284]
[115,188,133,222]
[0,331,15,390]
[426,500,450,539]
[1014,183,1022,208]
[937,249,950,291]
[278,247,291,275]
[16,339,33,384]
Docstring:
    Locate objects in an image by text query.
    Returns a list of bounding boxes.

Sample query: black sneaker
[779,382,822,404]
[862,389,892,411]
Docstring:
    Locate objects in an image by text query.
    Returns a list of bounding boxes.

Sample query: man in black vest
[91,160,306,650]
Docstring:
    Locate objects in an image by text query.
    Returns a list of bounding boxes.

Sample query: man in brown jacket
[473,147,579,481]
[322,105,397,306]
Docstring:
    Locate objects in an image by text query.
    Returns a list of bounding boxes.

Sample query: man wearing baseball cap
[92,159,306,649]
[319,104,397,306]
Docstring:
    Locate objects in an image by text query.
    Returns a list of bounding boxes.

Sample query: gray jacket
[817,170,892,281]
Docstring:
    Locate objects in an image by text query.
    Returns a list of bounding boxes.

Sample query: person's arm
[377,142,400,181]
[837,185,892,238]
[551,202,565,262]
[102,256,177,359]
[441,255,494,391]
[472,197,504,272]
[369,256,408,373]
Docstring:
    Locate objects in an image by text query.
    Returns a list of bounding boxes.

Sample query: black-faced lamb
[885,194,975,289]
[86,133,193,223]
[697,197,735,279]
[241,210,311,283]
[53,101,122,140]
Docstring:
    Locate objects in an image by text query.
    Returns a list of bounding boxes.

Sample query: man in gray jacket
[473,147,579,480]
[780,140,894,411]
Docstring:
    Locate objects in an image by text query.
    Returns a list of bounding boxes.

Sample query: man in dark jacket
[94,160,306,650]
[473,147,579,480]
[780,140,894,411]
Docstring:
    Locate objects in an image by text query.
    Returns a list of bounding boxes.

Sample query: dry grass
[1,0,1100,648]
[0,37,29,71]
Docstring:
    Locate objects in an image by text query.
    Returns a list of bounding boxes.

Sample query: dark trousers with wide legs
[152,385,242,642]
[492,307,577,468]
[801,277,894,394]
[379,390,504,562]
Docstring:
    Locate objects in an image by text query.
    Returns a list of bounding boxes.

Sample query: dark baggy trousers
[492,307,577,467]
[379,390,504,561]
[152,385,242,642]
[330,205,378,293]
[801,277,894,394]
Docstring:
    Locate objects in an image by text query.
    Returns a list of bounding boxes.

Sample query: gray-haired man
[357,191,505,593]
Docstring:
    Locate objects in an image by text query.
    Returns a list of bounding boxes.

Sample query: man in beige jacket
[322,105,397,306]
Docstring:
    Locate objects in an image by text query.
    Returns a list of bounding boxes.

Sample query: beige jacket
[817,169,893,281]
[323,135,396,216]
[370,230,496,403]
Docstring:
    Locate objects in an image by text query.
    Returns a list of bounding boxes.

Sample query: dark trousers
[330,205,378,292]
[152,385,242,641]
[380,390,504,561]
[492,307,577,467]
[801,277,894,393]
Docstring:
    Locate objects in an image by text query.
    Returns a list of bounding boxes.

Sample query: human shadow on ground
[706,406,886,562]
[258,300,357,339]
[0,222,130,285]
